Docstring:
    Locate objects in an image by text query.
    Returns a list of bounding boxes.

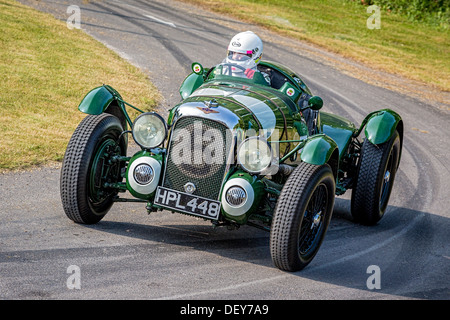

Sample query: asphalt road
[2,0,449,301]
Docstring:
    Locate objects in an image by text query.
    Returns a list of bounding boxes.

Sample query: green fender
[78,85,119,114]
[364,109,403,145]
[300,135,339,178]
[78,85,129,132]
[179,72,204,100]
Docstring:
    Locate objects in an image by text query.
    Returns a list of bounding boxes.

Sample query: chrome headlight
[237,136,273,174]
[132,112,167,149]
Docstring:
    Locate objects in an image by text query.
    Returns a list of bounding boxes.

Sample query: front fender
[179,72,204,100]
[78,85,129,132]
[364,109,403,145]
[300,135,339,178]
[78,85,118,115]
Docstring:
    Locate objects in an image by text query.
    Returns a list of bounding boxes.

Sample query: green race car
[60,60,403,271]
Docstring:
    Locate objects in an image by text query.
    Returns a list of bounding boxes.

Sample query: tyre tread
[270,162,334,271]
[60,114,121,224]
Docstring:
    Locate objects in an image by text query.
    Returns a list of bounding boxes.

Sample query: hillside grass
[181,0,449,92]
[0,0,160,171]
[362,0,449,28]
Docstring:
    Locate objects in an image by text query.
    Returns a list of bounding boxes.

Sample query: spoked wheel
[60,114,127,224]
[299,183,329,257]
[270,162,335,272]
[351,130,401,225]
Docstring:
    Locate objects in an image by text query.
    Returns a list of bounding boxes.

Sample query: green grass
[363,0,449,28]
[182,0,449,92]
[0,0,160,171]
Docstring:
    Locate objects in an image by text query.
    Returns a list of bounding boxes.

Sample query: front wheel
[60,114,127,224]
[270,162,335,272]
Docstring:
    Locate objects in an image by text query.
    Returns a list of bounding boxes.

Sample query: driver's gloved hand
[244,68,255,79]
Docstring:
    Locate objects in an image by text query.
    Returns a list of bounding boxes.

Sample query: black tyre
[60,114,127,224]
[351,130,401,225]
[270,162,335,271]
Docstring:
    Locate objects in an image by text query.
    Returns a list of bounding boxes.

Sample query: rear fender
[363,109,403,145]
[300,135,339,179]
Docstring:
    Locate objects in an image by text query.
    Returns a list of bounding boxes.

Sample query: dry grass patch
[0,0,160,170]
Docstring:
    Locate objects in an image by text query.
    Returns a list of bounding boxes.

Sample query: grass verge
[181,0,449,93]
[0,0,160,171]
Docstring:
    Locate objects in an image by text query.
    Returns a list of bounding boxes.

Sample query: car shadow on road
[85,197,449,300]
[296,199,449,300]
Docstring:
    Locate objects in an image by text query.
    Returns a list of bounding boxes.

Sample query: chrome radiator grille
[163,116,231,200]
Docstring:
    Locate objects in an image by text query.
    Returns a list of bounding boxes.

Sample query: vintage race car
[60,60,403,271]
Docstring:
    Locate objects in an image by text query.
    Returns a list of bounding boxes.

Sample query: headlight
[132,112,167,149]
[225,186,247,207]
[133,163,154,185]
[237,136,273,174]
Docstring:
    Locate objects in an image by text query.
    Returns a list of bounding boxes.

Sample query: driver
[221,31,271,85]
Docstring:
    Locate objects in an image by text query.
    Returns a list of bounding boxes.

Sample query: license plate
[154,186,221,220]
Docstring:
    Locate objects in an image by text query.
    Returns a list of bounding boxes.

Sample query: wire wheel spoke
[299,184,328,255]
[379,152,394,207]
[270,162,335,272]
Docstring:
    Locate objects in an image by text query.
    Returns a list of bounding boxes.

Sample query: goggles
[227,50,252,61]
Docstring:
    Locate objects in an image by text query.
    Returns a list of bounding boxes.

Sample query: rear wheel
[270,162,335,271]
[351,130,401,225]
[60,114,127,224]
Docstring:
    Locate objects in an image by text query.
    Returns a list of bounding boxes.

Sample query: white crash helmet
[225,31,263,70]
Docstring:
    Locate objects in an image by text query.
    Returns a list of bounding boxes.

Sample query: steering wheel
[220,63,247,75]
